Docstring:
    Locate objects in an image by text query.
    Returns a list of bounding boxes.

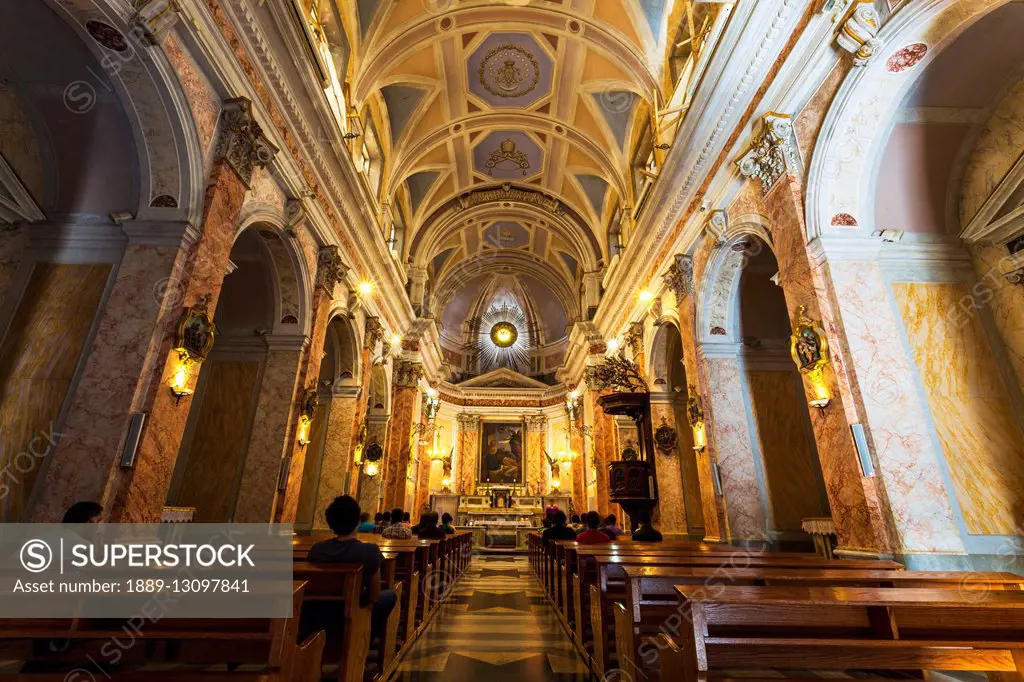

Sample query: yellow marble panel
[892,282,1024,535]
[173,360,261,522]
[746,370,828,532]
[0,263,110,521]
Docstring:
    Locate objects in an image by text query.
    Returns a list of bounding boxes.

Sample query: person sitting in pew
[602,514,624,540]
[382,508,412,539]
[576,511,612,544]
[570,513,584,533]
[541,510,578,544]
[631,510,662,542]
[374,509,391,534]
[441,512,456,535]
[308,496,398,660]
[402,512,412,526]
[416,511,447,540]
[357,512,376,533]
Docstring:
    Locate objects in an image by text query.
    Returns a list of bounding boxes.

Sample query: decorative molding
[135,0,181,45]
[315,245,348,292]
[959,150,1024,246]
[456,413,482,430]
[624,321,644,357]
[216,98,279,188]
[662,254,694,299]
[836,0,880,66]
[451,183,564,215]
[706,210,728,245]
[736,113,799,193]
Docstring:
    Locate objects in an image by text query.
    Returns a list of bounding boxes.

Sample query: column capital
[364,316,385,350]
[315,245,348,293]
[216,98,279,188]
[457,413,481,430]
[525,415,547,432]
[662,254,694,299]
[736,113,799,193]
[394,359,423,388]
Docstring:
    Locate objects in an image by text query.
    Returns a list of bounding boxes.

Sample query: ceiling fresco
[327,0,682,360]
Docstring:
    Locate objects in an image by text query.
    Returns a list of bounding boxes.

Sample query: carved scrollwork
[216,98,279,188]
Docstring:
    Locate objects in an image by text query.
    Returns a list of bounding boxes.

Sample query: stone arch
[31,0,203,223]
[696,216,774,345]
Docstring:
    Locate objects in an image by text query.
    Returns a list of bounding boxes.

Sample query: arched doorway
[167,226,307,521]
[294,315,360,531]
[700,230,829,543]
[649,323,705,537]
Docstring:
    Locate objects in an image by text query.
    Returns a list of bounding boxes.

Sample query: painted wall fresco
[892,281,1024,536]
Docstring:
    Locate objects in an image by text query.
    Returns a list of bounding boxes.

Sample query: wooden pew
[614,566,1024,679]
[660,585,1024,682]
[578,552,904,675]
[0,581,324,682]
[291,563,371,682]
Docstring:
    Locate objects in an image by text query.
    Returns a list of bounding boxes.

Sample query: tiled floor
[394,554,589,682]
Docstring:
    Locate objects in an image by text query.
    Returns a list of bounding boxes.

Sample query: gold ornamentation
[489,321,519,348]
[686,384,704,426]
[174,294,216,361]
[453,183,563,215]
[586,354,648,392]
[485,138,531,176]
[478,44,539,99]
[790,305,832,408]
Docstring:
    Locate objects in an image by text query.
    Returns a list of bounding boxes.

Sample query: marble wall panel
[456,418,481,495]
[892,282,1024,535]
[312,395,359,527]
[0,263,110,521]
[383,387,417,509]
[233,347,302,522]
[968,243,1024,395]
[649,401,688,534]
[32,244,186,522]
[163,35,222,172]
[293,399,330,529]
[526,425,547,496]
[746,370,828,532]
[172,360,261,522]
[960,77,1024,224]
[704,358,766,540]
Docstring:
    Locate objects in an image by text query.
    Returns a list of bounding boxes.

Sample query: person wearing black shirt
[306,496,397,660]
[631,510,663,542]
[416,511,447,540]
[440,512,456,535]
[541,510,578,544]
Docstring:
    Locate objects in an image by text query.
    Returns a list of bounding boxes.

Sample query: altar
[434,486,570,550]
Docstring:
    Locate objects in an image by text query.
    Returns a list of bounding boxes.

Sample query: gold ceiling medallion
[486,138,531,175]
[478,44,539,98]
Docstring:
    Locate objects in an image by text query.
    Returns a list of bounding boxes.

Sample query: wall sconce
[362,441,383,478]
[441,474,452,492]
[686,385,707,451]
[790,305,832,410]
[296,387,318,447]
[168,297,216,406]
[363,461,380,477]
[692,421,707,452]
[168,352,194,405]
[551,476,561,490]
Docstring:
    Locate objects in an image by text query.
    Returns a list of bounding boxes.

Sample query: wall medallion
[478,44,540,98]
[886,43,927,73]
[173,296,216,361]
[654,417,678,454]
[485,138,531,175]
[364,442,384,464]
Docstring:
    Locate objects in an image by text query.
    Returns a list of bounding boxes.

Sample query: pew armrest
[383,582,404,669]
[613,601,637,678]
[292,629,327,682]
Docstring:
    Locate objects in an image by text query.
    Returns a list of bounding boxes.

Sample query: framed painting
[479,421,525,484]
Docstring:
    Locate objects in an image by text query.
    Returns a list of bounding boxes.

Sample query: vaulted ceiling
[329,0,680,349]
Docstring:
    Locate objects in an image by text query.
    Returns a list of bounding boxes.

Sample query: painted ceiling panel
[473,131,543,180]
[467,33,553,108]
[483,221,530,249]
[576,174,609,215]
[558,251,579,278]
[391,48,440,79]
[381,84,427,143]
[406,170,440,214]
[592,90,639,149]
[592,0,645,49]
[356,0,380,39]
[637,0,668,39]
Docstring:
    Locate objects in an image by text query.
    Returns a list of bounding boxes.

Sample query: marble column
[765,175,897,555]
[413,410,433,516]
[354,413,389,518]
[587,389,615,515]
[456,413,481,495]
[569,422,586,511]
[232,336,305,522]
[524,415,548,494]
[309,387,360,527]
[111,99,277,522]
[30,224,198,521]
[649,397,689,534]
[279,246,347,522]
[677,283,727,542]
[348,318,384,494]
[382,360,422,509]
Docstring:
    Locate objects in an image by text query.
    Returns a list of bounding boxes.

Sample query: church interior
[1,0,1024,679]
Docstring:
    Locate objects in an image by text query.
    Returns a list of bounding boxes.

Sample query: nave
[395,555,587,682]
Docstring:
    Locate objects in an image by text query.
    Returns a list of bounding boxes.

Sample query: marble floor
[394,554,590,682]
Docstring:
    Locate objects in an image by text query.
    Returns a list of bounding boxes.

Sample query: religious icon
[789,305,829,375]
[654,417,678,454]
[686,385,704,427]
[479,422,524,484]
[173,296,216,361]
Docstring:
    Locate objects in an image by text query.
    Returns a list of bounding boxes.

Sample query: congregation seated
[373,510,391,533]
[381,507,412,539]
[440,512,456,535]
[415,511,447,540]
[541,510,578,544]
[570,513,584,533]
[630,510,662,542]
[357,511,376,533]
[601,514,623,540]
[305,495,398,659]
[575,511,612,544]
